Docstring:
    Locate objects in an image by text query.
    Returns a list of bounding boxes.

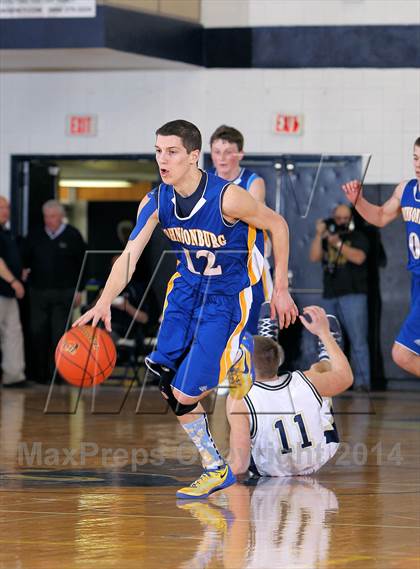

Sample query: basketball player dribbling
[342,137,420,377]
[74,120,298,499]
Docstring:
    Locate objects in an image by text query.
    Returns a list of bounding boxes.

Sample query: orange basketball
[55,326,116,387]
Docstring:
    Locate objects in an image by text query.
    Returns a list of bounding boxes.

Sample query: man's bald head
[333,204,352,225]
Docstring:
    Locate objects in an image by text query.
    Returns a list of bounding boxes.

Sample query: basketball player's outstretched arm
[249,177,274,258]
[342,179,403,227]
[225,396,252,475]
[73,195,159,331]
[300,306,353,397]
[222,184,298,328]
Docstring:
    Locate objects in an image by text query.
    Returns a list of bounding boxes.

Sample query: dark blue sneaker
[257,301,279,340]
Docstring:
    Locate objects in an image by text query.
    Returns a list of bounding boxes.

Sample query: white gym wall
[1,66,419,197]
[1,0,419,197]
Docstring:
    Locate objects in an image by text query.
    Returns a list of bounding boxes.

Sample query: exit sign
[66,115,97,137]
[274,113,303,135]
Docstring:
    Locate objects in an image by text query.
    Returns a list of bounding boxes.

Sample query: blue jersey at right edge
[401,179,420,276]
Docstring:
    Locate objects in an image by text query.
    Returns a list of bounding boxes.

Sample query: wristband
[9,278,17,285]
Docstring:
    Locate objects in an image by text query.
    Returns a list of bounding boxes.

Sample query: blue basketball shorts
[246,279,266,335]
[149,272,253,397]
[395,274,420,356]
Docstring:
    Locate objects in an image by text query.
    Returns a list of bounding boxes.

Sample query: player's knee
[174,391,197,407]
[145,358,200,415]
[168,391,198,416]
[173,399,198,416]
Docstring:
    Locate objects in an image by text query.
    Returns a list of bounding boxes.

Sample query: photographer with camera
[310,204,370,391]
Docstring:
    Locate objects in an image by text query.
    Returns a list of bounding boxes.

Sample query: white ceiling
[0,47,199,71]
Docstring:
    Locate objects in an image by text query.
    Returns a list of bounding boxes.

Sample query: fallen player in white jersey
[226,305,353,476]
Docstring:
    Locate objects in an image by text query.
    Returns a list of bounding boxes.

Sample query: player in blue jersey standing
[342,137,420,377]
[209,125,273,335]
[75,120,298,498]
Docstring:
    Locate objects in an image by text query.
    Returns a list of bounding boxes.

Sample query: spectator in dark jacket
[24,200,86,383]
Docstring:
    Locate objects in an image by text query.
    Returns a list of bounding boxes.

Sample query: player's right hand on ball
[73,302,112,332]
[342,179,362,205]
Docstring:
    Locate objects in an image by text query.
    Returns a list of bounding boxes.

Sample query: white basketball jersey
[244,371,339,476]
[246,477,339,569]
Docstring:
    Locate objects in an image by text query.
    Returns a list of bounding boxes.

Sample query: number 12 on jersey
[183,248,222,276]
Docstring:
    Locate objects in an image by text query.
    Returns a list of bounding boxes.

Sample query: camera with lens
[323,217,354,236]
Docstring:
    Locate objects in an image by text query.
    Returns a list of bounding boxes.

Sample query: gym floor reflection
[1,386,419,569]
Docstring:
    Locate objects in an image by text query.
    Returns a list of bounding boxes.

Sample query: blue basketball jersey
[209,166,266,263]
[155,171,262,295]
[208,166,261,191]
[401,179,420,276]
[231,167,261,192]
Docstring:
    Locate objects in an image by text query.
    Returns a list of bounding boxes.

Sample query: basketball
[55,325,116,387]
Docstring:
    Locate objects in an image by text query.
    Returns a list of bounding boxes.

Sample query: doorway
[10,155,175,375]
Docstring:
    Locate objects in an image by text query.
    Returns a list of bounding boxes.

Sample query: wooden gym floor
[0,384,419,569]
